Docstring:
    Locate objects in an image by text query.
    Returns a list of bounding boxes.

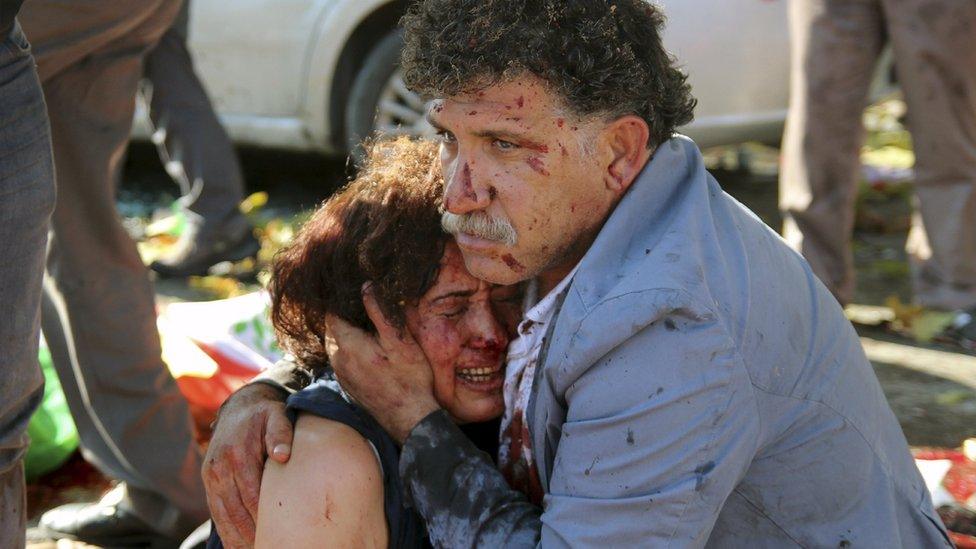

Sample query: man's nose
[443,158,491,215]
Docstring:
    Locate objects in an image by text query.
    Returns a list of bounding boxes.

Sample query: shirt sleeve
[399,302,760,548]
[250,358,321,394]
[399,410,542,547]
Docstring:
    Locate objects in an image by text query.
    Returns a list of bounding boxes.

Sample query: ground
[25,100,976,546]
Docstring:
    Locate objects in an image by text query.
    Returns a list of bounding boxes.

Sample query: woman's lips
[455,365,504,392]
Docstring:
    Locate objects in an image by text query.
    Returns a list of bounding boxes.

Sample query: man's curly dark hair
[401,0,697,147]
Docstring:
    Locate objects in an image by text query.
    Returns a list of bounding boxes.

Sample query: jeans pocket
[2,21,31,58]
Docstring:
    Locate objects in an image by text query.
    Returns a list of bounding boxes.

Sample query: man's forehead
[426,92,561,133]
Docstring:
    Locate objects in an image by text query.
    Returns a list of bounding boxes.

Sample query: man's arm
[391,299,761,547]
[203,359,315,547]
[398,410,543,546]
[536,303,760,546]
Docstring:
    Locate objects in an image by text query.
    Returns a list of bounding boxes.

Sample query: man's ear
[601,115,652,193]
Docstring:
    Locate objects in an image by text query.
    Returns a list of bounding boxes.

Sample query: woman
[209,137,520,548]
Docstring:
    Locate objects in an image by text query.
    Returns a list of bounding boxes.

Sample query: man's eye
[493,139,519,151]
[436,130,456,144]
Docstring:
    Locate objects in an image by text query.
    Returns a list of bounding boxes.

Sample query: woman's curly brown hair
[269,137,446,368]
[401,0,697,148]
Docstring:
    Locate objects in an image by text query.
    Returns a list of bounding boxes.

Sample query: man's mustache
[441,211,518,246]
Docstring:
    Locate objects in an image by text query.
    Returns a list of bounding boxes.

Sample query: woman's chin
[448,399,505,424]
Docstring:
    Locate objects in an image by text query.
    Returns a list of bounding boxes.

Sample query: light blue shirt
[399,136,952,548]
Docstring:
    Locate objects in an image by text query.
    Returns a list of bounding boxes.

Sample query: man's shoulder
[542,281,740,399]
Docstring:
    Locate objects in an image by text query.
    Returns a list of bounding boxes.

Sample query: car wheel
[345,29,434,159]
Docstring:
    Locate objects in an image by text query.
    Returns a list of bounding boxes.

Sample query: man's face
[431,76,617,286]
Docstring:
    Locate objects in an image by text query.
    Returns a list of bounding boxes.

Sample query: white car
[139,0,880,155]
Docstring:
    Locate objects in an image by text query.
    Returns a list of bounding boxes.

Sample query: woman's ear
[601,115,652,193]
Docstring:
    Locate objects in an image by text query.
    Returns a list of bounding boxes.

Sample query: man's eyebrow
[472,128,529,142]
[431,290,475,303]
[426,112,533,141]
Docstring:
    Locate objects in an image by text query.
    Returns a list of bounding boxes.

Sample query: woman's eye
[441,307,466,318]
[491,295,521,306]
[491,287,523,304]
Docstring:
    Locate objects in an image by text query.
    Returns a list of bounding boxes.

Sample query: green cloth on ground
[24,345,79,481]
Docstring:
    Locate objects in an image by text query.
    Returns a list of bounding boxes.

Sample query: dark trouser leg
[0,464,28,548]
[144,0,246,223]
[20,0,209,538]
[0,20,57,548]
[884,0,976,310]
[779,0,886,305]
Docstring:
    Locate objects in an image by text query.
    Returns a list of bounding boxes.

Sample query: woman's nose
[466,301,509,352]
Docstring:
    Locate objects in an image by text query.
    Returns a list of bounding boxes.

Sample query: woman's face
[405,241,521,424]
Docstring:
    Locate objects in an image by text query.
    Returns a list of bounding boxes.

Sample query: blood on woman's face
[405,242,518,424]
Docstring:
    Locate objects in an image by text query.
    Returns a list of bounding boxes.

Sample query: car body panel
[137,0,796,153]
[659,0,790,147]
[303,0,401,150]
[190,0,328,118]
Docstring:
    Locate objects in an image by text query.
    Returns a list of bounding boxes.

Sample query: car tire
[345,29,429,161]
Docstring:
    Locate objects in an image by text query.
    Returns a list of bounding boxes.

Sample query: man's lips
[454,231,504,252]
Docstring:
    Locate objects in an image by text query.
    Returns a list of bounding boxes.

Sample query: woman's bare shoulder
[267,412,383,498]
[255,413,387,547]
[291,413,382,473]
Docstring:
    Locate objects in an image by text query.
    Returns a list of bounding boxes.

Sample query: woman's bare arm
[255,413,388,548]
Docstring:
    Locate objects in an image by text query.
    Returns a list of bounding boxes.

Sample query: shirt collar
[519,262,581,335]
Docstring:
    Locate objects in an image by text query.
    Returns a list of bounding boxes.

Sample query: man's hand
[203,383,293,547]
[326,284,440,443]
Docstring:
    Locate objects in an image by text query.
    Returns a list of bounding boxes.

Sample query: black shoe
[150,210,260,278]
[36,486,179,548]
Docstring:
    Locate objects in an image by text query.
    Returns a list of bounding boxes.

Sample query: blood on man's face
[430,75,618,287]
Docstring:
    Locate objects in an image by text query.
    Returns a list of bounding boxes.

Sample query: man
[0,8,56,547]
[780,0,976,311]
[18,1,210,545]
[144,0,259,278]
[206,1,951,546]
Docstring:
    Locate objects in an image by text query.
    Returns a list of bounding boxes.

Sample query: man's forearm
[399,410,542,548]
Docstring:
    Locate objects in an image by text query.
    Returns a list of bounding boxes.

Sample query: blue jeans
[0,20,57,547]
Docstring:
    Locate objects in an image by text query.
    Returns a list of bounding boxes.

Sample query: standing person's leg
[779,0,887,305]
[884,0,976,311]
[145,0,258,278]
[0,20,57,548]
[19,0,209,541]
